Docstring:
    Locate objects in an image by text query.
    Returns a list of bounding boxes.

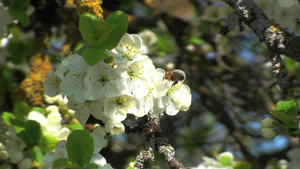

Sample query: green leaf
[33,146,44,165]
[218,155,232,166]
[53,158,80,169]
[103,55,114,64]
[8,9,30,26]
[15,0,31,9]
[96,24,117,49]
[271,99,298,126]
[1,0,10,7]
[66,130,94,167]
[288,128,299,137]
[233,161,252,169]
[10,118,26,128]
[18,120,42,145]
[2,112,15,126]
[31,107,45,114]
[270,110,295,126]
[2,112,24,132]
[81,47,110,66]
[76,43,89,55]
[63,124,84,131]
[105,10,128,50]
[84,163,98,169]
[13,102,31,121]
[275,98,298,116]
[38,135,59,153]
[79,13,106,48]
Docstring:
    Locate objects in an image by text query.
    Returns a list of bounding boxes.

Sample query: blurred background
[1,0,300,168]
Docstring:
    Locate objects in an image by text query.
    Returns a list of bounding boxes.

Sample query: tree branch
[222,0,300,62]
[127,114,189,169]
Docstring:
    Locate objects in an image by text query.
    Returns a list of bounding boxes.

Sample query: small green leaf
[1,0,10,7]
[96,24,117,49]
[288,128,299,137]
[81,47,110,66]
[38,135,59,153]
[233,161,252,169]
[76,43,89,55]
[26,120,42,143]
[105,10,128,49]
[10,118,26,128]
[275,98,297,116]
[21,120,42,144]
[53,158,80,169]
[2,112,15,126]
[2,112,24,132]
[85,163,98,169]
[31,107,45,114]
[79,13,106,48]
[8,9,30,26]
[270,110,295,125]
[103,55,114,64]
[13,102,31,121]
[33,146,44,165]
[15,0,31,9]
[63,124,84,131]
[66,130,94,167]
[218,155,232,166]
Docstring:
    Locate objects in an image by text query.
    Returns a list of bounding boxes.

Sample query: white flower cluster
[27,105,70,140]
[43,126,112,169]
[2,127,33,169]
[44,33,192,135]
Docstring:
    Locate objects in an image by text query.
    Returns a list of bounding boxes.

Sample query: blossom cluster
[27,105,71,140]
[43,126,112,169]
[0,105,70,169]
[44,33,192,135]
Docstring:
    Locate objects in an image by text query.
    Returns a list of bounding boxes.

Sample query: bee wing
[172,69,186,81]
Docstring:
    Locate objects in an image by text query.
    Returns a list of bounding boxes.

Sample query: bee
[163,69,186,86]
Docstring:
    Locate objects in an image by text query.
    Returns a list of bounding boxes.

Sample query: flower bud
[261,128,277,139]
[261,118,275,128]
[10,151,23,163]
[18,158,33,169]
[0,150,9,159]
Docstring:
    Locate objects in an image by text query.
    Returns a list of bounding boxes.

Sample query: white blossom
[44,71,62,97]
[109,33,143,63]
[115,55,155,99]
[84,61,121,100]
[43,128,110,169]
[104,119,125,136]
[27,106,70,140]
[67,96,106,125]
[104,95,142,122]
[58,54,88,103]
